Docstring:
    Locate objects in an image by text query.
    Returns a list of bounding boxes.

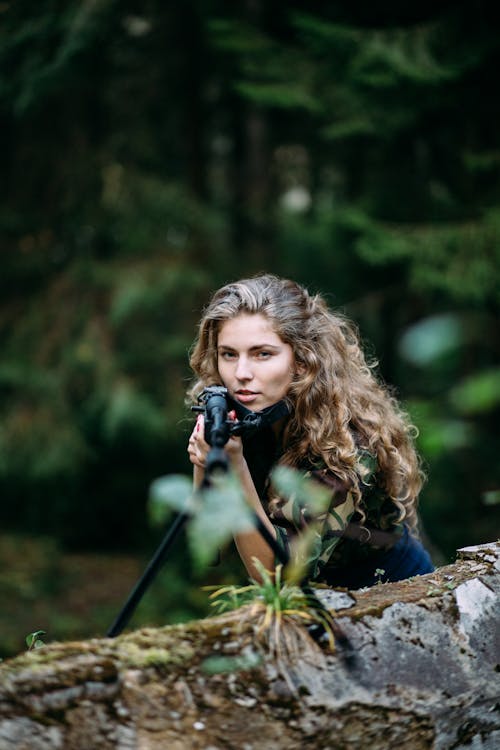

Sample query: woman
[187,274,434,589]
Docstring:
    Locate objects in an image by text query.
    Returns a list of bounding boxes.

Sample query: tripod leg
[107,511,189,638]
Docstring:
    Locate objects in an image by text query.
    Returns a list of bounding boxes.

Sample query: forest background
[1,0,499,658]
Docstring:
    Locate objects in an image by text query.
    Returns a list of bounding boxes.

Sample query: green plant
[426,586,441,597]
[149,471,255,571]
[206,558,337,652]
[374,568,386,584]
[149,465,331,574]
[25,630,46,650]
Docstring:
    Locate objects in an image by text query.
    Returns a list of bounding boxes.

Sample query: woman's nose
[235,357,252,380]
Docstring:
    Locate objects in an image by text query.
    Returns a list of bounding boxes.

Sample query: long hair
[188,274,424,530]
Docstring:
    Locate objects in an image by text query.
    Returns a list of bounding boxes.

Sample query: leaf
[449,368,500,415]
[284,526,323,585]
[148,474,195,524]
[399,314,463,366]
[418,418,473,457]
[188,472,255,570]
[482,490,500,506]
[26,630,46,650]
[234,82,321,113]
[271,466,332,514]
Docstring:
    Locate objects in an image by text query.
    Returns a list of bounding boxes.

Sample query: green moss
[116,630,195,669]
[118,642,179,668]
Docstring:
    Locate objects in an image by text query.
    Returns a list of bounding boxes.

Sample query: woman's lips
[235,390,259,403]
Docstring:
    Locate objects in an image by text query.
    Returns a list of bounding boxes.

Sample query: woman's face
[217,313,295,411]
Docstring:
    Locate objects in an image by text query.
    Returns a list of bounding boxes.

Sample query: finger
[188,437,207,462]
[188,447,205,468]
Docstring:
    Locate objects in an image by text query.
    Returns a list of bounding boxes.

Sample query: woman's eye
[257,351,272,359]
[220,351,236,360]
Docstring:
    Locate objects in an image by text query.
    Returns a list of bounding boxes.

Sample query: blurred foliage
[0,531,220,660]
[148,465,331,575]
[0,1,499,652]
[150,471,255,571]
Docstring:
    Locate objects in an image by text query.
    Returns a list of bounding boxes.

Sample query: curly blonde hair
[188,274,424,531]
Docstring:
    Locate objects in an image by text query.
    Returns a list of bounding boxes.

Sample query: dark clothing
[240,420,434,590]
[317,524,434,589]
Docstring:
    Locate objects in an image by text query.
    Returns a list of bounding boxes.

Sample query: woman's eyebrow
[249,343,281,351]
[217,343,281,351]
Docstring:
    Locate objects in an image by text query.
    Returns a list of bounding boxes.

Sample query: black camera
[192,386,263,448]
[192,386,233,448]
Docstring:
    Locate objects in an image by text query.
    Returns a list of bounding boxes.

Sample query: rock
[0,543,499,749]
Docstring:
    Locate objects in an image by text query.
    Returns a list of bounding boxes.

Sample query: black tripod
[107,387,353,658]
[106,387,243,637]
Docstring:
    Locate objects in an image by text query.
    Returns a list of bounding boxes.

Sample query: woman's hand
[187,414,208,469]
[187,414,245,471]
[187,413,276,579]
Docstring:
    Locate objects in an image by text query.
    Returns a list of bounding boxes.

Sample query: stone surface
[0,543,499,749]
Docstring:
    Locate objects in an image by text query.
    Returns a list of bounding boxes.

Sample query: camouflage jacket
[242,428,403,580]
